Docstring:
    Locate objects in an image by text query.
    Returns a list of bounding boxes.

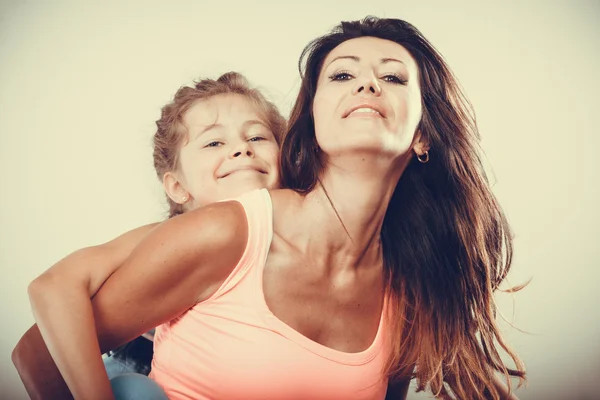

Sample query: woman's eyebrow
[328,55,360,66]
[381,57,405,65]
[326,55,406,68]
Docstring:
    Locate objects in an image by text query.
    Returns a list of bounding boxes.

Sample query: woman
[13,71,285,399]
[20,16,526,400]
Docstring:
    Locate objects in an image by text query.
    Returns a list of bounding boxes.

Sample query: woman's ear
[412,130,430,157]
[163,171,190,205]
[413,141,430,157]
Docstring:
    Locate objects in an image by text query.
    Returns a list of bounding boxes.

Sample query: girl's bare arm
[34,201,247,399]
[13,223,157,399]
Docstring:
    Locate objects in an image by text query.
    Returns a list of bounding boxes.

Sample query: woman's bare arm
[13,223,157,399]
[40,201,247,399]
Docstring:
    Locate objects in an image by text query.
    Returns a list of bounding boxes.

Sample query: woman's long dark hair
[281,16,526,400]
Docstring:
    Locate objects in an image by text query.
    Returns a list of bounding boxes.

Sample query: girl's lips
[219,167,266,178]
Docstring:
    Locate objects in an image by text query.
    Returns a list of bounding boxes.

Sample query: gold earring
[181,196,188,203]
[417,151,429,163]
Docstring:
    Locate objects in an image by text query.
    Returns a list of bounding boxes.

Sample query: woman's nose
[353,75,381,96]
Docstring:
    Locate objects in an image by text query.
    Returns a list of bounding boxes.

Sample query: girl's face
[167,94,280,208]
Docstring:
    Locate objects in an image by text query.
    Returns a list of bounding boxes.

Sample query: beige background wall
[1,1,598,399]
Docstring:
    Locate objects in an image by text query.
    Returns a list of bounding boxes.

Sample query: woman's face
[172,94,280,207]
[313,37,423,161]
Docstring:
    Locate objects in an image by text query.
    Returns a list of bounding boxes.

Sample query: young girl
[13,71,285,399]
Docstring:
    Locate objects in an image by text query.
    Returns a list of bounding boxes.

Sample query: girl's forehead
[185,94,262,126]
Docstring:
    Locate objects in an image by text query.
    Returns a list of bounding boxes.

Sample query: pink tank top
[149,189,390,399]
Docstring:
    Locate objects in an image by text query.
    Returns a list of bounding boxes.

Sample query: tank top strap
[204,188,273,302]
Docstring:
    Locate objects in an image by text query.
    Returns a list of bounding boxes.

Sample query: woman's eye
[382,74,407,85]
[329,71,354,81]
[204,141,222,148]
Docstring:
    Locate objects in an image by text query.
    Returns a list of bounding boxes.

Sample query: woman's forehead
[322,37,416,72]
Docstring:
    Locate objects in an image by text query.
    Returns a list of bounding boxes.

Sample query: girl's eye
[204,141,223,148]
[329,71,354,81]
[248,136,266,142]
[382,74,408,85]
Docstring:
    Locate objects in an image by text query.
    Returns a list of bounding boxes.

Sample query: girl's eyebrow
[242,120,268,130]
[193,123,222,141]
[193,120,267,141]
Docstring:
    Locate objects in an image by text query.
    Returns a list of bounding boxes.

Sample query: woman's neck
[293,152,412,272]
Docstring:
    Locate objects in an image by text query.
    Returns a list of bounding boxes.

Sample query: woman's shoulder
[267,188,303,211]
[267,189,307,241]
